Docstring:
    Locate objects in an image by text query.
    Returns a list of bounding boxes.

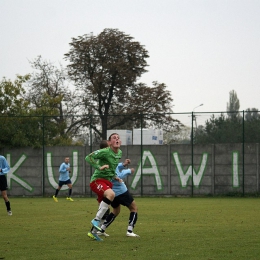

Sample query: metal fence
[1,110,259,146]
[1,110,260,197]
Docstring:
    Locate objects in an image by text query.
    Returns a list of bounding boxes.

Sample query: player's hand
[114,176,123,182]
[100,165,109,170]
[130,168,135,174]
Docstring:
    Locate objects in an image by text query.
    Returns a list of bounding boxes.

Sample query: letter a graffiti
[131,150,162,190]
[173,152,208,188]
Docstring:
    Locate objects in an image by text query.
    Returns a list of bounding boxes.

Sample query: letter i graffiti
[233,151,239,187]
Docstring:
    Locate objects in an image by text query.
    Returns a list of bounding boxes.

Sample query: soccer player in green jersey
[85,133,122,240]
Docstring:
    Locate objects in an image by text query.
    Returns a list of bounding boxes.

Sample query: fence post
[211,144,215,195]
[242,110,245,196]
[140,112,143,197]
[42,115,45,197]
[257,143,259,193]
[191,111,194,197]
[89,114,93,198]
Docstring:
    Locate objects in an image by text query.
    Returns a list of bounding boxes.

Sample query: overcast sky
[1,0,260,125]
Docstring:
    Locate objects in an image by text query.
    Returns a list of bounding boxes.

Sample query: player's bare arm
[114,176,123,182]
[99,165,109,170]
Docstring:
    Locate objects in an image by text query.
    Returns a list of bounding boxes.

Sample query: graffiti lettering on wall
[232,152,239,187]
[47,151,79,190]
[173,152,208,188]
[5,150,241,191]
[131,150,163,190]
[6,154,33,192]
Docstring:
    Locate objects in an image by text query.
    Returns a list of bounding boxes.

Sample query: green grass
[1,197,260,260]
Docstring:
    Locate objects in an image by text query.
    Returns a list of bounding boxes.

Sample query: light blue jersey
[0,155,10,175]
[112,162,132,197]
[59,162,70,181]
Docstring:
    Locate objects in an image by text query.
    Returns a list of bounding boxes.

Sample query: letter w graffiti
[173,152,208,188]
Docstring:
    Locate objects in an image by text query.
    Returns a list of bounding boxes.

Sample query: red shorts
[90,179,113,203]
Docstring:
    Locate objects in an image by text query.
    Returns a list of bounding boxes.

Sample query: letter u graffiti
[47,151,78,190]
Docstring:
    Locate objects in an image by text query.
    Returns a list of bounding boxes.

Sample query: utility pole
[193,103,203,129]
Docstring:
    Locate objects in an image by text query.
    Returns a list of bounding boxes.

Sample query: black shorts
[111,190,134,208]
[58,179,72,187]
[0,175,8,191]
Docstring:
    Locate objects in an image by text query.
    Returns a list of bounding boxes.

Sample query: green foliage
[1,30,182,146]
[1,197,260,260]
[23,57,80,147]
[0,76,41,148]
[227,90,240,120]
[65,29,178,139]
[194,90,260,144]
[245,108,260,121]
[0,73,76,148]
[194,114,241,143]
[194,112,260,144]
[244,115,260,142]
[0,75,30,115]
[0,116,41,147]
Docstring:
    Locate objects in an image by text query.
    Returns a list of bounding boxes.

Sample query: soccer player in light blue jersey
[99,160,139,237]
[0,155,12,215]
[52,157,74,202]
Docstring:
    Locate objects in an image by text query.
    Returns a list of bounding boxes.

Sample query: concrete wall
[1,143,259,197]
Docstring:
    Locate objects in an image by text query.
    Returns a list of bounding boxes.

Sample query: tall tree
[106,81,179,130]
[0,75,30,115]
[24,56,82,145]
[65,28,179,139]
[227,90,240,120]
[245,108,260,121]
[0,75,44,147]
[193,91,260,144]
[193,113,243,144]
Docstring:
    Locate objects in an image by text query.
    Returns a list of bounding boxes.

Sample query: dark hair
[108,133,119,141]
[100,140,108,149]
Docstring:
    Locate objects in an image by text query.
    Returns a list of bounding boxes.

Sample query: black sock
[102,213,116,230]
[54,189,59,197]
[69,189,72,197]
[128,212,138,233]
[5,201,11,211]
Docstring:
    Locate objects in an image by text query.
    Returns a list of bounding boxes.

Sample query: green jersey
[85,147,122,182]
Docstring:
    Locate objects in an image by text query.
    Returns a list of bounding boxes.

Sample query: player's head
[100,140,108,149]
[64,157,69,163]
[108,133,118,141]
[108,133,121,149]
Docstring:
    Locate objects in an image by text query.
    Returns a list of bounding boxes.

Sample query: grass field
[1,197,260,260]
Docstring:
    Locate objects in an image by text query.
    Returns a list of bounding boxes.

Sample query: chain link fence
[1,110,260,197]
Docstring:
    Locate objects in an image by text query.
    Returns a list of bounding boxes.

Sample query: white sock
[95,201,109,220]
